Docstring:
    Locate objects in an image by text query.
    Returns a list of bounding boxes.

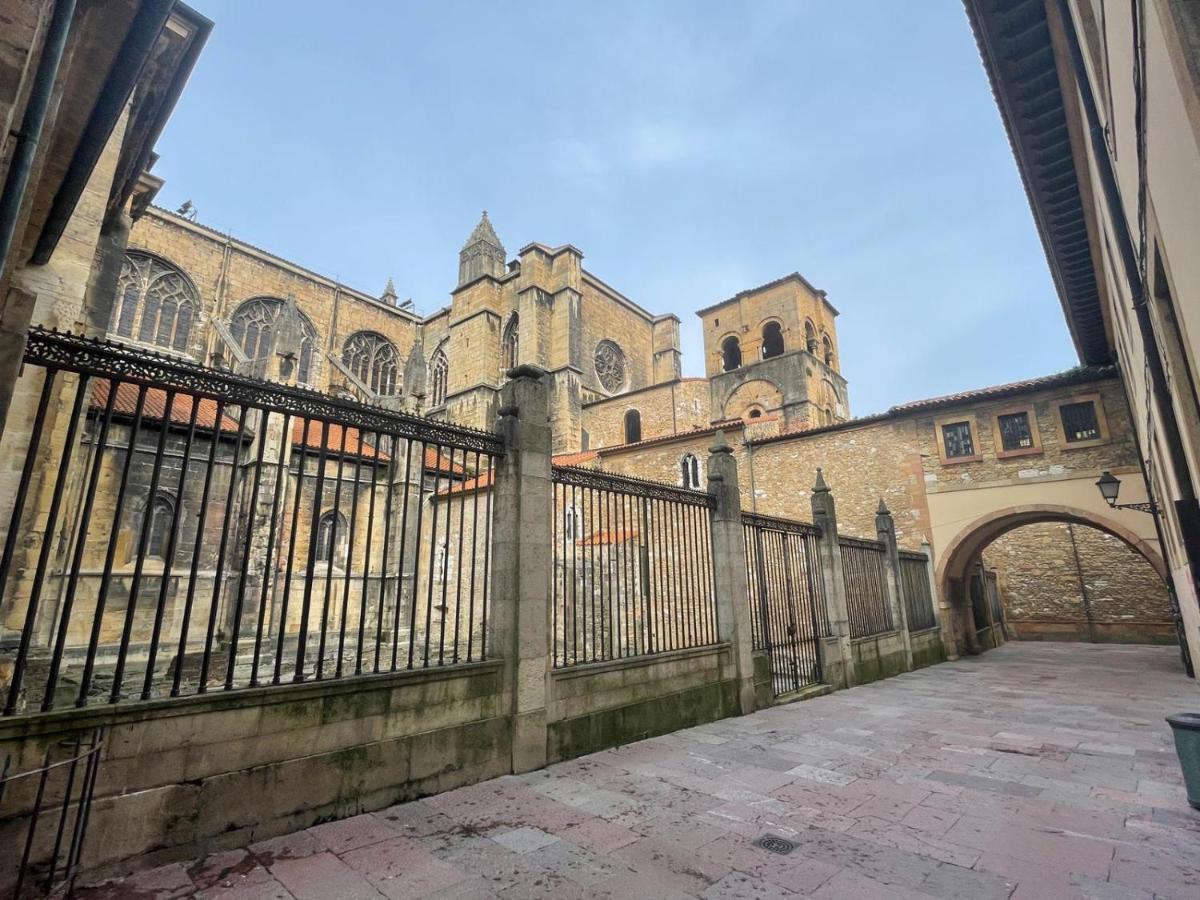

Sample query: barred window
[1060,401,1100,443]
[342,331,400,395]
[941,421,975,459]
[430,346,449,407]
[111,252,199,353]
[998,411,1033,451]
[229,298,318,385]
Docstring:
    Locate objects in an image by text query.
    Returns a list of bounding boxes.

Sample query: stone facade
[983,522,1174,641]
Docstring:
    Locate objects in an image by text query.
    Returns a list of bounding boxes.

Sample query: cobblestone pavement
[79,642,1199,899]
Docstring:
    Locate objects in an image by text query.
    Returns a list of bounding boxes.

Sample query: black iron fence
[898,550,937,632]
[551,465,717,667]
[839,536,894,638]
[742,512,827,695]
[0,329,502,715]
[0,728,103,897]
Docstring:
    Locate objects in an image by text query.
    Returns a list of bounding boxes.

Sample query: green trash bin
[1167,713,1200,810]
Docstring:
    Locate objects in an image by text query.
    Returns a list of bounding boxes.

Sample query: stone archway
[935,504,1169,657]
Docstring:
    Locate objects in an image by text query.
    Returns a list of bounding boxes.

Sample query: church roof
[462,211,504,251]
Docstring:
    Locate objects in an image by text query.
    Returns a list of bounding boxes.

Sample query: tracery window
[229,298,318,384]
[680,453,702,489]
[342,331,400,395]
[721,336,741,372]
[594,340,626,393]
[315,511,347,565]
[111,252,199,353]
[761,321,784,359]
[430,345,449,407]
[502,314,519,372]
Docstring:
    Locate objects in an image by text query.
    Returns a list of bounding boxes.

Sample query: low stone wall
[910,627,946,669]
[1007,618,1176,644]
[0,662,509,884]
[547,644,740,762]
[849,631,909,685]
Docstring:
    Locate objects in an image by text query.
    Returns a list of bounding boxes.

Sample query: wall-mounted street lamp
[1096,470,1158,514]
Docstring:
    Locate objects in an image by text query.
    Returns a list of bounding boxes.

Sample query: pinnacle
[463,210,504,251]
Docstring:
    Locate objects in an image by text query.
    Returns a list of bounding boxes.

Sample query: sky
[153,0,1079,416]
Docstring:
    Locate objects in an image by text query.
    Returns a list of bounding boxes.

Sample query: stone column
[874,500,913,671]
[705,430,757,715]
[810,469,856,688]
[921,537,955,661]
[488,364,552,773]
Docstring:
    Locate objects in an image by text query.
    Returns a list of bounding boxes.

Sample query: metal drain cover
[752,834,797,855]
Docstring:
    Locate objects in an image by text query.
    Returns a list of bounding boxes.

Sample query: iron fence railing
[0,728,103,898]
[898,550,937,632]
[0,329,502,715]
[742,512,826,695]
[551,465,717,668]
[839,535,894,638]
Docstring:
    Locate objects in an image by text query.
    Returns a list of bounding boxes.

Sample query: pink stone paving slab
[75,643,1199,899]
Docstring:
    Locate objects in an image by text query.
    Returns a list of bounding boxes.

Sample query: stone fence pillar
[875,500,913,671]
[488,365,553,773]
[810,470,857,687]
[705,431,757,714]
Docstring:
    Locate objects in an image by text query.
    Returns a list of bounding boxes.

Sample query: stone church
[119,207,849,456]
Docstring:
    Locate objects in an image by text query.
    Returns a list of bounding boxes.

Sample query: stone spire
[458,210,506,287]
[381,277,398,304]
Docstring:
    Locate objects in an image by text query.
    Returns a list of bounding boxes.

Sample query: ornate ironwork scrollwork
[741,511,820,536]
[23,328,505,456]
[838,534,887,552]
[552,464,715,507]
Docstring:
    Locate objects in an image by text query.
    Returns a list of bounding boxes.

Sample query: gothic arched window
[624,409,642,444]
[680,453,702,489]
[112,252,199,353]
[229,298,318,384]
[342,331,400,396]
[430,345,449,407]
[315,511,347,564]
[761,321,784,359]
[721,336,741,372]
[145,493,175,559]
[502,314,519,373]
[823,335,835,368]
[805,320,818,354]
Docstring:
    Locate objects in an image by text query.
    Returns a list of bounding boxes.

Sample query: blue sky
[155,0,1078,415]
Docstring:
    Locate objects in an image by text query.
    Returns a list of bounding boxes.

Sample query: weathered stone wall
[547,644,741,762]
[982,522,1174,641]
[747,418,929,546]
[581,378,710,449]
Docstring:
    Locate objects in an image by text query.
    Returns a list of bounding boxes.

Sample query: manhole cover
[752,834,797,855]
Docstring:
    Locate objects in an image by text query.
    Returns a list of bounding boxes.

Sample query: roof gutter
[0,0,77,277]
[31,0,176,265]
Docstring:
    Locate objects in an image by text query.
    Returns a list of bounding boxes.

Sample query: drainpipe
[0,0,77,279]
[1051,0,1200,625]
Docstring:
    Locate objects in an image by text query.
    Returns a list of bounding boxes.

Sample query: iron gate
[742,513,828,695]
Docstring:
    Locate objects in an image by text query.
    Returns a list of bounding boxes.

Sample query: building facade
[965,0,1200,668]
